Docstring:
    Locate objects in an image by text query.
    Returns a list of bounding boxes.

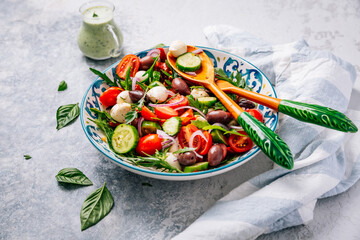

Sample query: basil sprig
[80,183,114,231]
[58,80,67,91]
[24,154,32,160]
[55,168,93,186]
[56,103,80,130]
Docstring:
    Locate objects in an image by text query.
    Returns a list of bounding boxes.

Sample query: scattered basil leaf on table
[80,183,114,231]
[24,154,32,160]
[56,103,80,130]
[58,81,67,91]
[55,168,93,186]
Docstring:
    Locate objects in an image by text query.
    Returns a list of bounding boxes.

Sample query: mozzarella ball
[190,88,209,99]
[165,153,181,171]
[134,70,148,82]
[169,40,187,57]
[146,86,168,103]
[117,90,133,104]
[110,103,132,123]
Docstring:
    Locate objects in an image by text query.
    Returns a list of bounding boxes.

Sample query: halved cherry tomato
[157,48,166,61]
[168,95,189,110]
[158,62,170,73]
[154,107,178,119]
[179,109,196,125]
[246,109,264,123]
[116,54,140,79]
[109,120,120,128]
[228,131,253,153]
[197,131,212,155]
[136,134,162,156]
[178,124,199,148]
[99,87,122,107]
[141,106,158,121]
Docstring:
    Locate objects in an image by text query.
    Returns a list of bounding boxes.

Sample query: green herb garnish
[24,154,32,160]
[56,103,80,130]
[92,12,98,17]
[58,80,67,91]
[55,168,93,186]
[173,147,197,154]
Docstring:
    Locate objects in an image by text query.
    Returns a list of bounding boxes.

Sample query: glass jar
[77,0,123,60]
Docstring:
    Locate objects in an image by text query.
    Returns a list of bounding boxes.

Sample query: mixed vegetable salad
[89,41,265,173]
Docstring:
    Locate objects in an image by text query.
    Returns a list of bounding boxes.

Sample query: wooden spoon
[167,46,294,169]
[216,80,358,133]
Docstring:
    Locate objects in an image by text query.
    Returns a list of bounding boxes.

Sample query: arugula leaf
[90,108,116,123]
[88,109,115,149]
[124,66,132,91]
[55,168,93,186]
[214,101,227,111]
[56,103,80,130]
[58,81,67,91]
[190,119,210,129]
[128,149,183,173]
[214,67,250,90]
[144,55,160,83]
[186,95,207,114]
[24,154,32,160]
[90,68,116,86]
[173,147,196,154]
[161,69,171,78]
[80,183,114,231]
[224,130,247,136]
[202,125,228,132]
[124,110,137,124]
[214,68,232,82]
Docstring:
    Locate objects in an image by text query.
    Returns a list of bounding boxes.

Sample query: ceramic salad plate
[80,46,278,181]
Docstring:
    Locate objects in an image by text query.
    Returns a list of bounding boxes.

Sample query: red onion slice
[132,77,140,91]
[214,123,229,131]
[148,97,183,108]
[185,72,197,76]
[166,90,175,97]
[174,106,206,119]
[138,117,144,137]
[156,129,175,142]
[147,49,161,58]
[230,125,243,130]
[192,48,203,54]
[193,151,203,159]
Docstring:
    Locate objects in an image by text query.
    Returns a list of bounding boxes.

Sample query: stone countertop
[1,0,360,239]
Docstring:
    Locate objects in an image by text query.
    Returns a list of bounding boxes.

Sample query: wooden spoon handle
[207,83,294,169]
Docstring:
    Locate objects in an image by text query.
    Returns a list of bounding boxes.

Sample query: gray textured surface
[1,0,360,239]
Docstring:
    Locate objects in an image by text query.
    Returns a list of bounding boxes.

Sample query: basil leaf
[24,154,32,160]
[55,168,93,186]
[80,183,114,231]
[173,147,196,154]
[89,68,116,86]
[58,81,67,91]
[190,119,210,129]
[56,103,80,130]
[153,43,165,48]
[202,125,227,132]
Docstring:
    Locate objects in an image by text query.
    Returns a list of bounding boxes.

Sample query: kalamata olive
[172,78,190,95]
[129,90,144,103]
[238,99,255,109]
[206,110,233,124]
[140,56,155,70]
[207,144,226,167]
[178,151,197,166]
[130,118,139,127]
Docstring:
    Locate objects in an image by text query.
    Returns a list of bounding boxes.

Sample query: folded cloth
[173,25,360,240]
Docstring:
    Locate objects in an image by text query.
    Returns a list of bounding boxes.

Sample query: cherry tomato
[246,109,264,123]
[116,54,140,79]
[141,106,158,121]
[99,87,122,107]
[178,124,199,148]
[109,120,120,128]
[228,131,253,153]
[179,109,196,125]
[154,107,178,119]
[136,134,162,156]
[197,131,212,155]
[168,95,189,111]
[158,62,170,73]
[157,48,166,61]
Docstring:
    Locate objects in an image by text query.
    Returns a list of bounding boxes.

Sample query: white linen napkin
[173,25,360,240]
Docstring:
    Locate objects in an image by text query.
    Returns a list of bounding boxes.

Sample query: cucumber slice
[176,52,201,72]
[211,129,228,145]
[141,121,161,135]
[111,124,139,154]
[183,162,209,173]
[162,117,182,136]
[197,97,217,107]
